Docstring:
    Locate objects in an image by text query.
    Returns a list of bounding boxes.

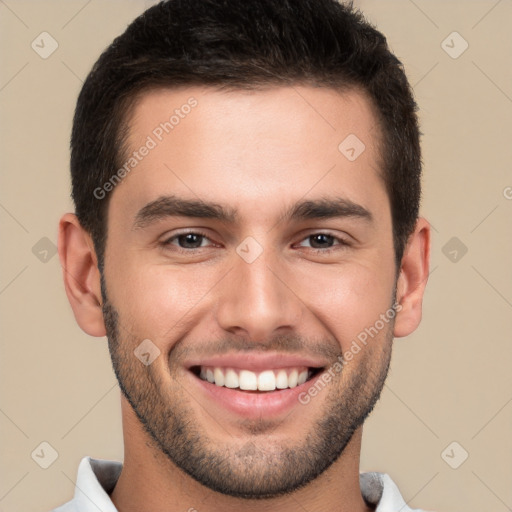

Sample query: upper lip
[184,352,328,372]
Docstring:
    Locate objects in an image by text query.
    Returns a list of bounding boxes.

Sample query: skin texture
[58,85,430,512]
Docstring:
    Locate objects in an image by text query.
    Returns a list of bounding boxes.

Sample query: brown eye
[161,231,213,251]
[297,233,349,252]
[174,233,206,249]
[308,233,335,249]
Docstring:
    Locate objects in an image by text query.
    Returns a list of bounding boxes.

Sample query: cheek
[292,262,394,352]
[110,262,218,339]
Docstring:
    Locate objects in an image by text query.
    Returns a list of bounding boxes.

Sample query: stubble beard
[101,274,394,499]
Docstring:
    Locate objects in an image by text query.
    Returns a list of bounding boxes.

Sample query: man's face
[101,86,397,498]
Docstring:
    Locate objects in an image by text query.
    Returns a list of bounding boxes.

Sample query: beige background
[1,1,511,511]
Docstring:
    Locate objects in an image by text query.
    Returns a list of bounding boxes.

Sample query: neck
[110,396,372,512]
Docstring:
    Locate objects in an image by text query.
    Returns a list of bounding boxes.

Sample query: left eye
[297,233,347,250]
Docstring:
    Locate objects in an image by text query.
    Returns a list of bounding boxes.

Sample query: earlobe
[393,217,431,338]
[58,213,106,337]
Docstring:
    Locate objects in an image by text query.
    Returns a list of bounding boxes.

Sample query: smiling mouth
[190,365,324,392]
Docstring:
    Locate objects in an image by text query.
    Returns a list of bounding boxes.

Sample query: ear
[58,213,106,337]
[393,217,431,338]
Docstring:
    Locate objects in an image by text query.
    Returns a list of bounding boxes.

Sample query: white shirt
[50,456,429,512]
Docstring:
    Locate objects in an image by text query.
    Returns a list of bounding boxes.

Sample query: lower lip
[188,370,324,419]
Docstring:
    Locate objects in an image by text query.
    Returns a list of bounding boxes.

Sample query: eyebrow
[132,194,373,230]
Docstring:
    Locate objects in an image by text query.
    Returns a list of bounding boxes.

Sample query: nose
[215,244,303,343]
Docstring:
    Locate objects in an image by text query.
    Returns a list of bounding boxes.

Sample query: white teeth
[213,367,225,386]
[275,370,288,389]
[198,366,316,391]
[239,370,258,390]
[224,369,239,388]
[258,370,276,391]
[288,369,298,388]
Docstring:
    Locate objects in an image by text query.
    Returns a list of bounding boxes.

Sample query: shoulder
[47,501,76,512]
[360,471,434,512]
[46,456,122,512]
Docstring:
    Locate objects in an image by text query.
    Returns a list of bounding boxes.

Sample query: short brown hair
[70,0,422,272]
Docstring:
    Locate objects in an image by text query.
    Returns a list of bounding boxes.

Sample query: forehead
[126,84,381,155]
[110,85,387,227]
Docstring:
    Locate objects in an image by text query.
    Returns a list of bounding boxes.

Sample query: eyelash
[160,230,350,254]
